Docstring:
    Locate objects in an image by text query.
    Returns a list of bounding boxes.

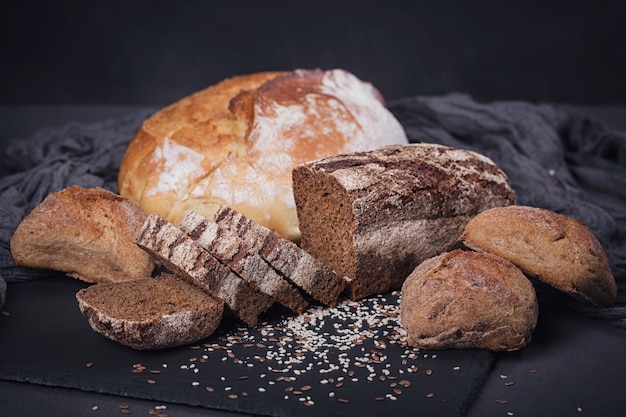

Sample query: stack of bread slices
[76,206,349,349]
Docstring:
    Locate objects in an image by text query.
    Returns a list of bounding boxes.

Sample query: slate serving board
[0,274,494,417]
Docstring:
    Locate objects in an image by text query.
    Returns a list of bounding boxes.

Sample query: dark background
[1,0,625,106]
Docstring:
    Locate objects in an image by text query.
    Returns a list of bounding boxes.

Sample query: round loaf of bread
[459,205,617,308]
[118,69,408,241]
[400,249,538,351]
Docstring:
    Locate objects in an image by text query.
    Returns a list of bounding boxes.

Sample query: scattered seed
[86,362,94,368]
[205,386,214,392]
[337,398,349,403]
[147,379,156,384]
[529,368,538,373]
[426,393,434,398]
[496,399,508,404]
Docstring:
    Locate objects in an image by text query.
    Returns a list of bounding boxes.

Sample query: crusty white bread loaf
[10,185,155,283]
[292,143,516,300]
[136,213,274,326]
[459,205,617,308]
[179,210,309,313]
[76,273,224,350]
[213,205,348,307]
[118,69,408,242]
[400,249,538,351]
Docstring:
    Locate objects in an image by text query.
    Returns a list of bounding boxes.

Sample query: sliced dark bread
[76,273,224,349]
[213,205,348,307]
[179,211,309,313]
[136,213,274,326]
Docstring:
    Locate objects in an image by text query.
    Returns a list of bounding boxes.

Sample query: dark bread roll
[400,249,538,351]
[76,273,224,350]
[459,205,617,307]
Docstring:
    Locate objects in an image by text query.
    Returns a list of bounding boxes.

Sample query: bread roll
[292,143,516,300]
[459,205,617,307]
[76,273,224,349]
[118,69,408,242]
[400,249,538,351]
[10,185,155,283]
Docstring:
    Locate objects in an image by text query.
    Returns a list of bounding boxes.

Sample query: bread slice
[400,249,538,351]
[10,185,155,283]
[179,211,309,313]
[459,205,617,308]
[76,273,224,349]
[213,205,348,307]
[292,143,516,300]
[136,213,274,326]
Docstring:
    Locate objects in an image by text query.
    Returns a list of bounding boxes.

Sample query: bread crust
[459,205,617,307]
[214,205,348,307]
[10,185,155,283]
[76,273,224,349]
[293,143,516,300]
[179,210,309,313]
[400,250,538,351]
[118,69,408,241]
[136,213,274,326]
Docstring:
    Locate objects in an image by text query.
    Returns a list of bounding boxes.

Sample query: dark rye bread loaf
[213,205,348,307]
[292,143,516,300]
[76,273,224,349]
[136,213,274,326]
[179,211,309,313]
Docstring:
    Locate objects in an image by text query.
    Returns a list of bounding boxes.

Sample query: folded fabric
[0,96,624,328]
